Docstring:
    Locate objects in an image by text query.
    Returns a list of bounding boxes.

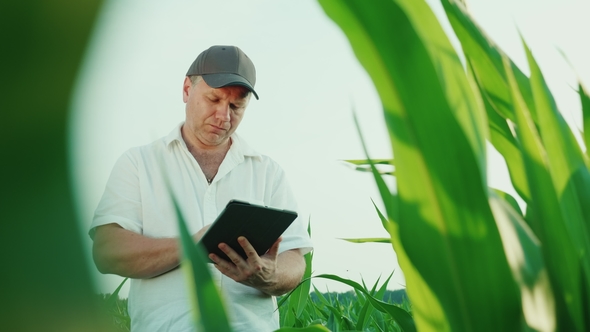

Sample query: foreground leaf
[441,0,535,203]
[318,1,521,331]
[525,41,590,327]
[504,53,584,331]
[174,201,232,332]
[489,192,555,331]
[581,83,590,161]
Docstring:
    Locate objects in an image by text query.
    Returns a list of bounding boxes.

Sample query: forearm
[92,224,181,279]
[259,249,306,296]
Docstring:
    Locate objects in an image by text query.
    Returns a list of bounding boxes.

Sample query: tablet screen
[198,200,298,262]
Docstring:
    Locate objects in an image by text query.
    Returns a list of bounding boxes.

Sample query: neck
[187,137,231,156]
[183,134,232,185]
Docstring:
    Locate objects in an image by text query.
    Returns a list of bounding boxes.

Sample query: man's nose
[214,102,231,121]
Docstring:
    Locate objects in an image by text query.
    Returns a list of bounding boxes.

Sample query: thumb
[266,236,282,258]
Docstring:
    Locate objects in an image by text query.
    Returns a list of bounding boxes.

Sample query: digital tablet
[198,200,298,262]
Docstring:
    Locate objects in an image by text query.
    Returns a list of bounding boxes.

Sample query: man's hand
[209,236,305,296]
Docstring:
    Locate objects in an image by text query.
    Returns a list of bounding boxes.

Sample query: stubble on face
[182,77,250,151]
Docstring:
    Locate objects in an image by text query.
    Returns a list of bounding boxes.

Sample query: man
[90,45,313,332]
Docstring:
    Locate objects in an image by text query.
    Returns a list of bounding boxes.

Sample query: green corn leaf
[375,272,394,300]
[470,60,531,203]
[289,221,314,319]
[371,196,447,332]
[555,49,590,163]
[489,191,556,331]
[280,220,313,326]
[491,188,523,216]
[312,285,331,307]
[352,113,396,221]
[314,274,415,332]
[440,0,536,123]
[285,251,313,319]
[339,237,391,244]
[503,53,584,331]
[318,1,521,331]
[440,0,542,203]
[361,106,444,332]
[105,277,128,307]
[343,158,395,176]
[395,0,488,172]
[356,300,372,331]
[274,324,331,332]
[326,311,336,332]
[344,158,394,166]
[524,40,590,308]
[174,200,232,332]
[581,83,590,161]
[355,273,394,331]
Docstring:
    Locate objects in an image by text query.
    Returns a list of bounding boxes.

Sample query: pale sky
[69,0,590,296]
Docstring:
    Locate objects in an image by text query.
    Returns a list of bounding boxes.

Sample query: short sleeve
[269,165,313,255]
[89,149,143,239]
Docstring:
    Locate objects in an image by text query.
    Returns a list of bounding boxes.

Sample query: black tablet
[198,200,298,262]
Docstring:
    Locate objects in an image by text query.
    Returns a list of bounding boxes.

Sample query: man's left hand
[209,236,303,295]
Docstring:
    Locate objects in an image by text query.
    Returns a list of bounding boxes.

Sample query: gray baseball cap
[186,45,259,99]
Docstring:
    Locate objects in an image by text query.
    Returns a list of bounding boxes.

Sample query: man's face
[182,77,251,148]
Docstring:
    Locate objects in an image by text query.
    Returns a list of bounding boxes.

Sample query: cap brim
[202,73,259,100]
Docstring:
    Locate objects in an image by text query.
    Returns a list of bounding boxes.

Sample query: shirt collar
[165,121,261,159]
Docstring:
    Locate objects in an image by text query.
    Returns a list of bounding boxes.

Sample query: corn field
[178,0,590,331]
[4,0,589,331]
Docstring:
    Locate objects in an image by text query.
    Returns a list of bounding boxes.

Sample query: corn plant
[99,278,130,332]
[279,272,413,332]
[317,0,590,331]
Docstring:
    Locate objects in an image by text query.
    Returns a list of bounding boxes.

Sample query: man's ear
[182,76,192,103]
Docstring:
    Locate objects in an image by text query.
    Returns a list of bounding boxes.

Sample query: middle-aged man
[90,45,313,332]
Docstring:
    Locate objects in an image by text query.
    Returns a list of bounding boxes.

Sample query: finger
[218,242,247,267]
[211,257,242,282]
[265,236,282,258]
[237,236,260,260]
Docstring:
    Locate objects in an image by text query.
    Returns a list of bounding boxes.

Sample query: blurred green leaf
[344,158,394,166]
[339,237,391,244]
[1,1,110,331]
[581,83,590,161]
[524,40,590,316]
[318,1,521,331]
[473,64,531,203]
[174,201,232,332]
[489,192,555,331]
[503,51,584,331]
[491,189,523,216]
[441,0,537,204]
[440,0,536,123]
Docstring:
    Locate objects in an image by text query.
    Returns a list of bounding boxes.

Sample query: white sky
[69,0,590,296]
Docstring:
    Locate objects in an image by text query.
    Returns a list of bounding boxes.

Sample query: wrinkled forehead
[211,84,251,101]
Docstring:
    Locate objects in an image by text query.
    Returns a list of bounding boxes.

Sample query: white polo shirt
[91,122,313,332]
